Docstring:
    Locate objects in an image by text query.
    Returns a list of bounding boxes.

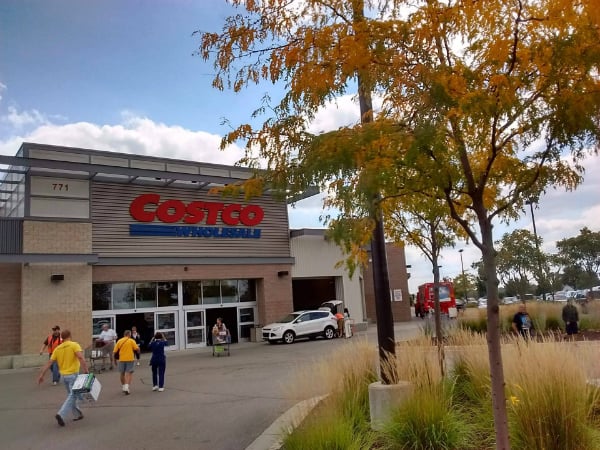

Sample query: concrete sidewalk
[0,320,424,450]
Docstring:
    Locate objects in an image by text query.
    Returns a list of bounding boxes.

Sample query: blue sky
[1,1,599,292]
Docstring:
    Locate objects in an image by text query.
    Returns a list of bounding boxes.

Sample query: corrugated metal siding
[0,219,23,254]
[91,183,291,258]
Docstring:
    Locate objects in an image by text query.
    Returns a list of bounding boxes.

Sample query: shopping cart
[212,331,231,357]
[88,339,111,372]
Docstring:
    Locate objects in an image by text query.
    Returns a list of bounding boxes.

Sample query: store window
[239,279,257,302]
[202,280,221,305]
[92,284,112,310]
[183,281,202,306]
[158,282,178,307]
[113,283,135,310]
[183,279,257,305]
[221,280,238,303]
[136,282,157,308]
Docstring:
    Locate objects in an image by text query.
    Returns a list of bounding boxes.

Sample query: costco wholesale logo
[128,193,263,239]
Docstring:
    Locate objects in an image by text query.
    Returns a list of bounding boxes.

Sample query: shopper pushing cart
[211,317,230,357]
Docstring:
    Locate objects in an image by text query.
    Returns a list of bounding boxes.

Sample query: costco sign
[128,193,264,239]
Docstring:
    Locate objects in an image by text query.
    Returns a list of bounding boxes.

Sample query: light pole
[459,249,467,303]
[526,199,546,301]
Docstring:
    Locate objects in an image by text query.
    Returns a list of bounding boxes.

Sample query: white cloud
[0,82,6,102]
[307,93,385,134]
[2,106,50,129]
[0,113,246,166]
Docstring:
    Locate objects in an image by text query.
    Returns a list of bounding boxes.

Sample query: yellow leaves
[208,178,265,201]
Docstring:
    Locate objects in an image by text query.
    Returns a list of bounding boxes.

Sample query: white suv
[262,310,338,344]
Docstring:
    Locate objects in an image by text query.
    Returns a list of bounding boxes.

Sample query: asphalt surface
[0,321,423,450]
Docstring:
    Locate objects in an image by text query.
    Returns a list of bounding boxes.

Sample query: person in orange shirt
[114,330,140,395]
[39,325,63,385]
[335,312,345,338]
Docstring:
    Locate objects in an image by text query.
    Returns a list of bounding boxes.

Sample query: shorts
[101,341,115,356]
[118,361,135,373]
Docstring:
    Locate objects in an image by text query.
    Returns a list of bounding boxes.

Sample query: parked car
[262,310,338,344]
[455,298,466,310]
[478,297,487,309]
[318,300,344,315]
[502,296,517,304]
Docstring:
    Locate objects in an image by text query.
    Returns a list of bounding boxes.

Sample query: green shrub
[580,315,600,331]
[458,317,487,333]
[283,342,377,450]
[283,401,375,450]
[545,315,563,332]
[381,384,475,450]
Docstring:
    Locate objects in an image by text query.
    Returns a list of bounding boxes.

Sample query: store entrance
[115,312,154,351]
[205,307,238,345]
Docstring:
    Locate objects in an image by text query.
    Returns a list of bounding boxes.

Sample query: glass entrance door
[185,310,206,348]
[155,311,178,350]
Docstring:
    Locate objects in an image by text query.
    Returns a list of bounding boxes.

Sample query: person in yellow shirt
[37,329,88,426]
[114,330,140,395]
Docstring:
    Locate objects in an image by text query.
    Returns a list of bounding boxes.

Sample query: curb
[245,395,327,450]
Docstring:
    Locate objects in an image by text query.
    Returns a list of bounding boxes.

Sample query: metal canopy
[0,143,320,203]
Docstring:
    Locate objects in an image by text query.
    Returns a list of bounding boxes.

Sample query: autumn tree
[199,1,600,448]
[384,194,461,376]
[378,3,600,448]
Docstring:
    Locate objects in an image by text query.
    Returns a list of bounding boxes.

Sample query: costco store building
[0,143,411,361]
[0,143,309,357]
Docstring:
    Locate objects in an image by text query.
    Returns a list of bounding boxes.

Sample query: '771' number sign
[52,183,69,191]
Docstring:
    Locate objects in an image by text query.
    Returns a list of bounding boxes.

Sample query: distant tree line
[453,227,600,299]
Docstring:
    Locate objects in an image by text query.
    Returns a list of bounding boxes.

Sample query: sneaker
[74,409,84,421]
[53,381,58,386]
[55,414,65,427]
[122,385,127,392]
[136,362,140,366]
[152,386,158,391]
[158,388,164,392]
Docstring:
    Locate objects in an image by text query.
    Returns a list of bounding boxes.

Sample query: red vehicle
[415,282,456,317]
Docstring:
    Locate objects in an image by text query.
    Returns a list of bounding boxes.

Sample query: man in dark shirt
[562,300,579,335]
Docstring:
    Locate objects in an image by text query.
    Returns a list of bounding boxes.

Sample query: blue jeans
[151,363,166,388]
[50,359,60,383]
[58,374,83,420]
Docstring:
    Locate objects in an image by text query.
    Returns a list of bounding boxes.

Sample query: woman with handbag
[113,330,140,395]
[149,332,168,392]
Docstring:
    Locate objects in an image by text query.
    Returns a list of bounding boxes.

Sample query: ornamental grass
[282,320,600,450]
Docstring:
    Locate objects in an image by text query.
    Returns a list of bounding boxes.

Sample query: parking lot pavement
[0,321,423,450]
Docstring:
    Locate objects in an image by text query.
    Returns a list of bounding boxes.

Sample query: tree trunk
[353,0,396,384]
[480,218,511,450]
[432,261,445,377]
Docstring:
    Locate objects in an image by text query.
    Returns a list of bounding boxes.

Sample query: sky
[1,1,599,293]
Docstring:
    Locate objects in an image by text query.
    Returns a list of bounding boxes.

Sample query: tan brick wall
[92,264,293,326]
[386,244,412,322]
[21,264,92,354]
[23,221,92,254]
[0,264,22,355]
[364,243,411,323]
